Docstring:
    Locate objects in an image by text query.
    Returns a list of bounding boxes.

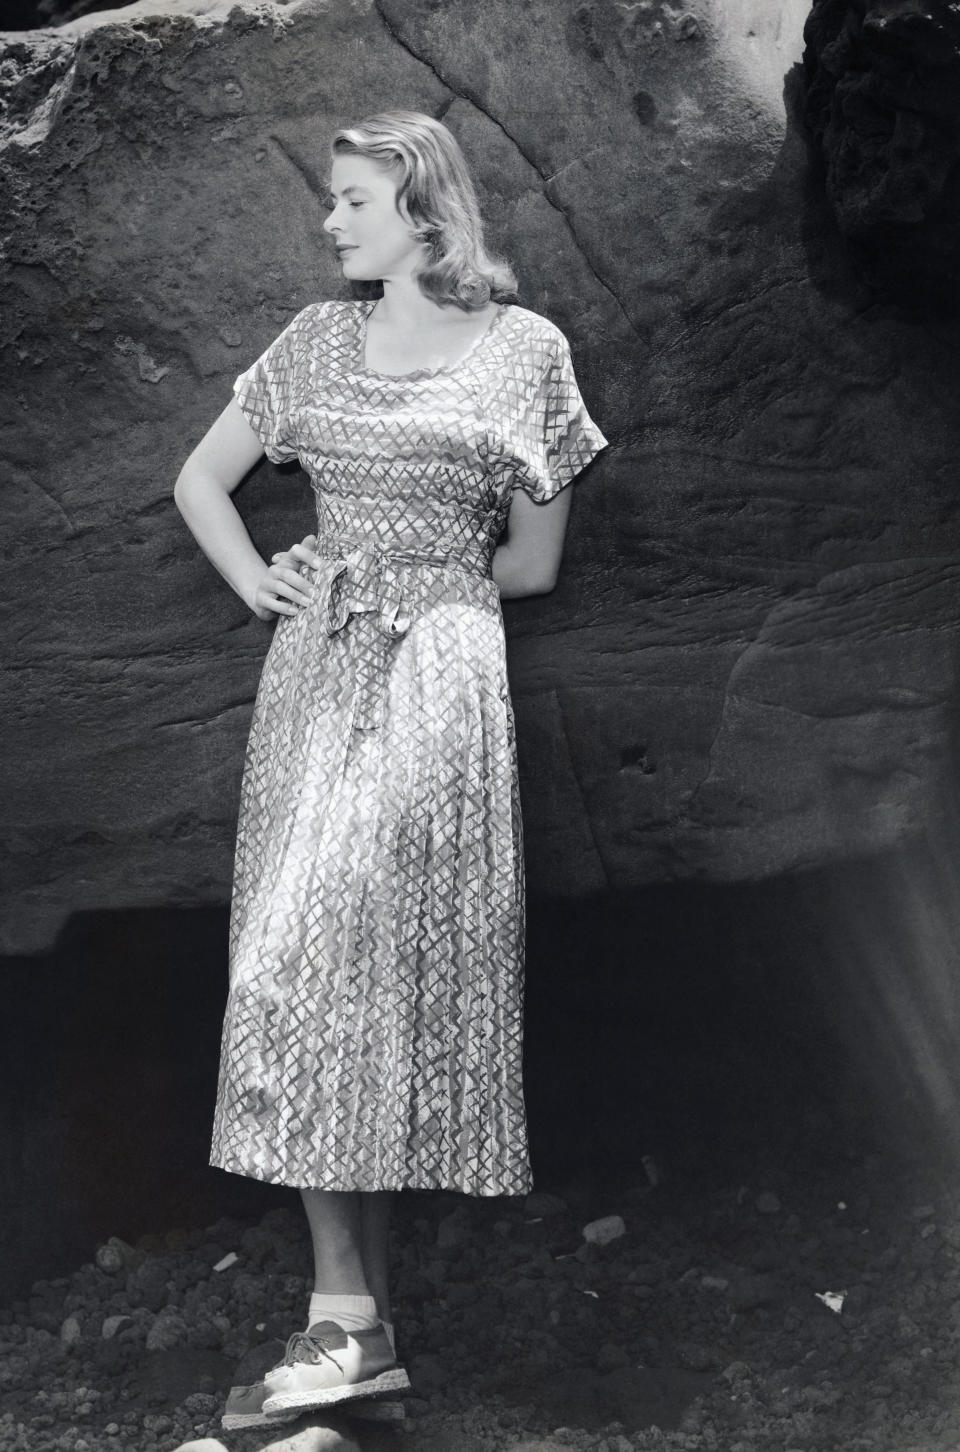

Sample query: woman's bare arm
[491,485,574,599]
[174,398,319,620]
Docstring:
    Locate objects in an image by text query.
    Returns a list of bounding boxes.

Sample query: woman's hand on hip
[250,533,324,620]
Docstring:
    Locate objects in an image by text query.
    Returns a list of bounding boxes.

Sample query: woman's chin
[339,258,376,281]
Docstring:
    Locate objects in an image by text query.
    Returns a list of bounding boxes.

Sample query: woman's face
[324,153,426,284]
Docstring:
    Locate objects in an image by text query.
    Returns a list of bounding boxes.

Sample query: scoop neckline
[355,300,509,381]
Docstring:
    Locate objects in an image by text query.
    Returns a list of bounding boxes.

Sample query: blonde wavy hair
[331,109,518,311]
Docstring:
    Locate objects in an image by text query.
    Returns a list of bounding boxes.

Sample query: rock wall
[2,0,960,953]
[802,0,960,311]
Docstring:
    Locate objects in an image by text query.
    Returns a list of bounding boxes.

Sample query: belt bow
[316,541,414,731]
[309,535,485,731]
[323,541,412,643]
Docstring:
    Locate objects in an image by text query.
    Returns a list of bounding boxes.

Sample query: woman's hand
[250,533,325,620]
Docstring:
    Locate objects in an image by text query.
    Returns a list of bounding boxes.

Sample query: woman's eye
[349,201,365,210]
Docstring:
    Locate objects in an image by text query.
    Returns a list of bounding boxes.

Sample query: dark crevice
[268,132,324,199]
[154,699,253,730]
[552,687,612,889]
[372,0,646,343]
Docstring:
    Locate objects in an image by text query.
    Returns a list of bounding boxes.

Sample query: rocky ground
[4,1133,960,1452]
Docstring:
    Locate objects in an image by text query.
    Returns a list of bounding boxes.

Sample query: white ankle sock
[307,1292,378,1335]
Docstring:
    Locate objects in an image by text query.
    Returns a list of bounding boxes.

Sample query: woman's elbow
[173,460,216,517]
[516,562,560,597]
[173,477,203,524]
[530,566,560,595]
[173,453,200,510]
[172,469,189,514]
[493,545,562,597]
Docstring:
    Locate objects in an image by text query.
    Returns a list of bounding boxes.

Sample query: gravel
[4,1148,960,1452]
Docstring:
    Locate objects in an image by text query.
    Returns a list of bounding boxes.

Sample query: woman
[174,109,606,1422]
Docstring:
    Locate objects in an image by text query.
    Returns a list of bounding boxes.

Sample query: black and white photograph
[3,2,960,1450]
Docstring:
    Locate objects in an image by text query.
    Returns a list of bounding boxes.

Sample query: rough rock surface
[3,0,960,951]
[802,0,960,309]
[5,1143,960,1452]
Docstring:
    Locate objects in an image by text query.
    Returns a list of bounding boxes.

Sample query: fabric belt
[311,536,487,730]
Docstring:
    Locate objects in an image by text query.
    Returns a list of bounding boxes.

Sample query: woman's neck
[372,275,452,329]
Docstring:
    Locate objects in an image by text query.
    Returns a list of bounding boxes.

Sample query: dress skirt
[209,544,532,1196]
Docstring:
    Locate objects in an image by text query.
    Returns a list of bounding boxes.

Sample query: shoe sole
[221,1384,302,1431]
[221,1411,300,1430]
[263,1366,411,1412]
[222,1398,405,1429]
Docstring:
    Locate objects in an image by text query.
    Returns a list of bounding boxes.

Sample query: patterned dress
[209,299,606,1197]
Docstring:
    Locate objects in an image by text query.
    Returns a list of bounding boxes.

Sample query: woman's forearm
[174,468,268,614]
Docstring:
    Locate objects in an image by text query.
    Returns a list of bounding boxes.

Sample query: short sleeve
[507,326,608,503]
[232,304,325,464]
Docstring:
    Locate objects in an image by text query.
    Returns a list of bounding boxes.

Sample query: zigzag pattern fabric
[210,300,607,1195]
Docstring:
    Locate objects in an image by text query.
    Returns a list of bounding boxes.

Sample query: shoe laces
[280,1329,344,1375]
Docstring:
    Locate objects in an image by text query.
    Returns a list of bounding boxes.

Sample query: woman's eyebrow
[327,184,371,199]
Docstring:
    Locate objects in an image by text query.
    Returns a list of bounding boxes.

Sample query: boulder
[2,0,959,952]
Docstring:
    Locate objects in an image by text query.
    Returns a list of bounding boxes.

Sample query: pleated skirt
[209,558,532,1196]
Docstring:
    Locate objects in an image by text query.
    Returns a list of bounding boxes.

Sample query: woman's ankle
[307,1291,378,1334]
